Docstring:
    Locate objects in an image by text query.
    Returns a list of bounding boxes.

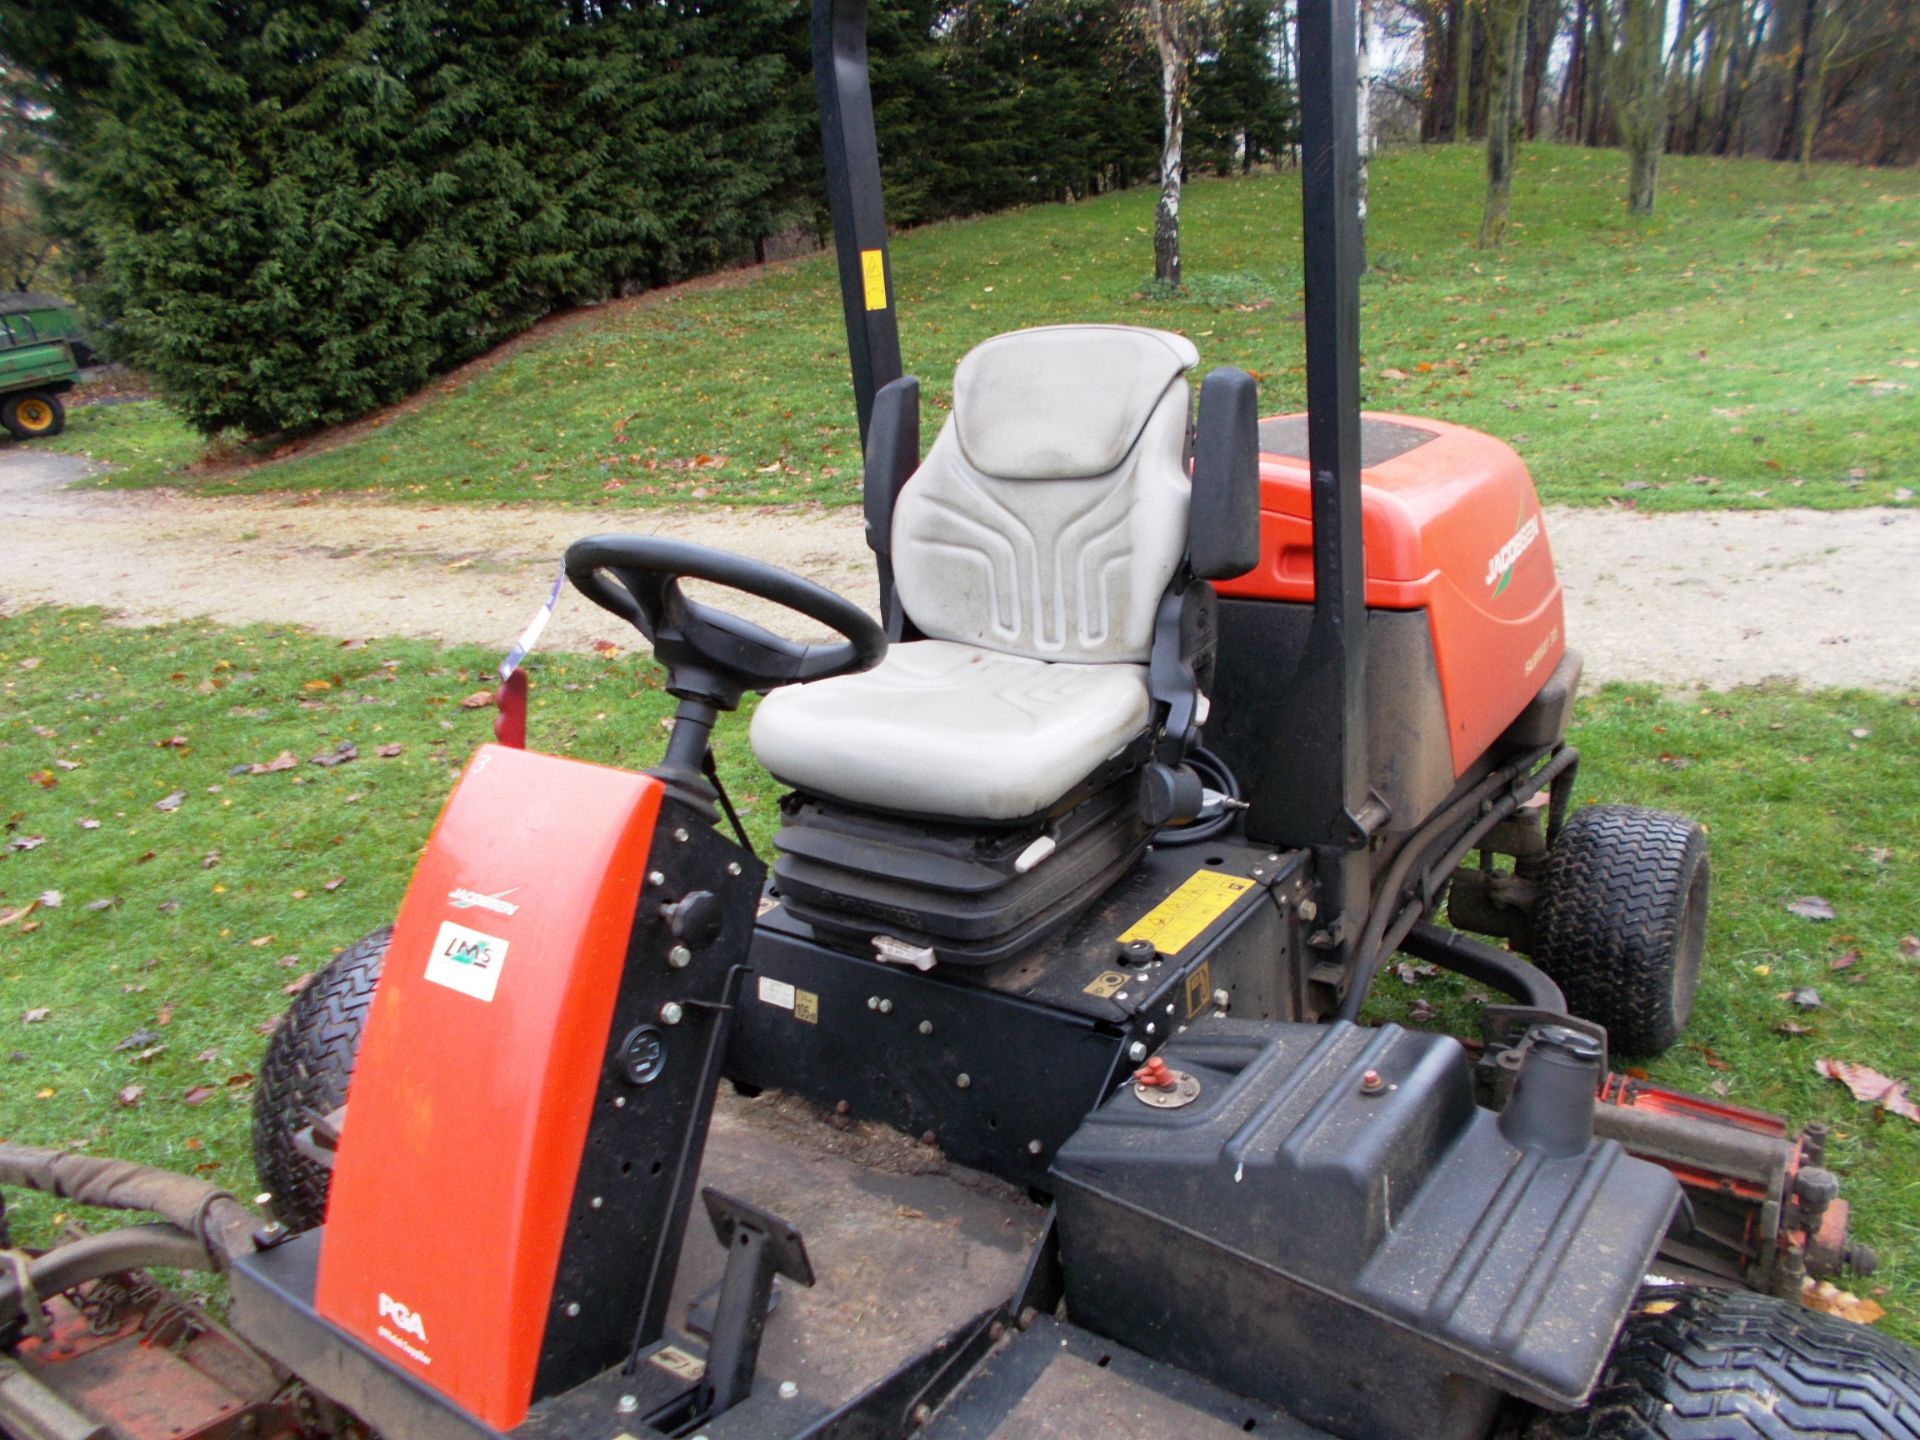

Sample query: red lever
[1134,1056,1177,1090]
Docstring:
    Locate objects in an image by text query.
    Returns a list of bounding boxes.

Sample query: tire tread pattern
[1532,804,1707,1057]
[1531,1284,1920,1438]
[250,926,389,1231]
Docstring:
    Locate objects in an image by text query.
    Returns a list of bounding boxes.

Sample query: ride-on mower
[3,1,1917,1437]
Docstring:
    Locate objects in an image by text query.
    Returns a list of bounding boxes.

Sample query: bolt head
[956,1072,972,1089]
[1027,1139,1043,1155]
[1212,988,1230,1010]
[616,1394,639,1415]
[726,860,743,876]
[591,1195,603,1209]
[1299,898,1319,922]
[649,870,667,886]
[566,1301,581,1317]
[659,1002,684,1026]
[918,1020,934,1035]
[867,995,881,1010]
[673,827,691,843]
[778,1380,799,1400]
[878,998,893,1014]
[668,944,692,968]
[1360,1068,1385,1095]
[1128,1041,1148,1062]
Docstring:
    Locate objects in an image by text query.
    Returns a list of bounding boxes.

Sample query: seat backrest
[890,325,1197,666]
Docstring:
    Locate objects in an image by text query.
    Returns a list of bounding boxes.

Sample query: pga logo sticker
[424,920,509,1002]
[379,1292,428,1342]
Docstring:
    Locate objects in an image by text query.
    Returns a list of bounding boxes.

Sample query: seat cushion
[749,640,1150,822]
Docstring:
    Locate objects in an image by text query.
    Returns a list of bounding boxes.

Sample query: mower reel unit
[4,1,1916,1438]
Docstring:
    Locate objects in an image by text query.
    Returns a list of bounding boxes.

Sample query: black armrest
[863,375,920,560]
[1189,366,1261,581]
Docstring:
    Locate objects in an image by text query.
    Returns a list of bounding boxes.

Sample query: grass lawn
[3,606,1917,1341]
[46,143,1920,512]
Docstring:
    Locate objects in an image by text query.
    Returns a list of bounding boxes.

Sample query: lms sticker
[424,920,509,1002]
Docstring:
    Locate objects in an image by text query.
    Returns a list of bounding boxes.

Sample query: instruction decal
[1184,961,1214,1019]
[1118,871,1254,957]
[1082,970,1128,1000]
[861,248,888,311]
[649,1344,706,1382]
[758,975,796,1010]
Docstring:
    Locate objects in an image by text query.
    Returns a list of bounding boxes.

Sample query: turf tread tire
[250,926,388,1232]
[1530,1284,1920,1439]
[1532,804,1708,1058]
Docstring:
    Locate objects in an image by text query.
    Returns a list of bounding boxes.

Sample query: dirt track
[3,448,1916,692]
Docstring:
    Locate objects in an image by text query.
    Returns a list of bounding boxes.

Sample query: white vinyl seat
[750,324,1199,823]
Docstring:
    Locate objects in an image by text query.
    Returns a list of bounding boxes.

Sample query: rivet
[918,1020,934,1036]
[778,1381,799,1400]
[649,870,667,886]
[726,861,743,876]
[616,1395,639,1415]
[1212,989,1230,1010]
[956,1073,972,1089]
[614,1095,626,1108]
[674,827,691,843]
[566,1302,581,1317]
[1027,1139,1043,1155]
[1128,1041,1148,1062]
[867,995,881,1010]
[878,998,894,1014]
[1252,867,1264,877]
[668,944,692,968]
[1145,1022,1156,1035]
[591,1196,603,1209]
[660,1002,684,1026]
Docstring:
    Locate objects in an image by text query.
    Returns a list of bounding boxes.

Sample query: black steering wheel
[564,535,887,710]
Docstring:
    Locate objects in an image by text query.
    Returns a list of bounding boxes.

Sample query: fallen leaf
[182,1085,218,1106]
[323,876,345,892]
[1787,896,1835,921]
[133,1044,166,1063]
[1408,997,1437,1023]
[310,741,358,768]
[236,751,298,776]
[158,735,189,749]
[1775,1020,1813,1037]
[52,759,80,771]
[249,935,274,948]
[196,1048,220,1063]
[460,690,495,709]
[592,640,620,656]
[301,679,332,692]
[225,1072,254,1088]
[22,1007,49,1023]
[1830,950,1861,972]
[7,834,45,852]
[1815,1058,1920,1123]
[116,1084,144,1107]
[1789,987,1823,1010]
[77,817,100,830]
[85,897,120,913]
[1900,936,1920,961]
[28,769,55,789]
[36,890,62,908]
[202,850,221,869]
[0,901,41,927]
[113,1029,160,1053]
[284,972,314,996]
[375,743,404,758]
[253,1015,284,1038]
[35,1087,53,1099]
[1378,367,1410,380]
[156,1003,173,1026]
[155,790,186,813]
[1801,1278,1885,1326]
[1699,1048,1730,1071]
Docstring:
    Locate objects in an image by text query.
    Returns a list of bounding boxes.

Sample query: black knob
[662,890,724,948]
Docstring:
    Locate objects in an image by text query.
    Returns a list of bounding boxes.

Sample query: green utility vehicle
[0,303,79,439]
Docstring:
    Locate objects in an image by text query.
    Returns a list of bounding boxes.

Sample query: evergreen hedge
[3,1,1283,438]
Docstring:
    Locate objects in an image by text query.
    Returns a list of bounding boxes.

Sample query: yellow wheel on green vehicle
[1,390,65,439]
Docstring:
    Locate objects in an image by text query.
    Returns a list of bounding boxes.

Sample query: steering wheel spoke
[564,535,887,709]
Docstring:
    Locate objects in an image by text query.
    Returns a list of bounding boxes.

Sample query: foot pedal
[698,1188,815,1416]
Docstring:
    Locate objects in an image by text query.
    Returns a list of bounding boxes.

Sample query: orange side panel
[1218,412,1566,775]
[313,745,663,1431]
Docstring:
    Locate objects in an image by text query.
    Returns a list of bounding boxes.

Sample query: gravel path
[3,448,1915,692]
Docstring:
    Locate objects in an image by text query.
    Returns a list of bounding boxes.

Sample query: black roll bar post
[813,0,905,448]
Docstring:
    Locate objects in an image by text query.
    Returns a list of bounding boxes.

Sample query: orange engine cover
[1216,412,1566,775]
[313,744,663,1429]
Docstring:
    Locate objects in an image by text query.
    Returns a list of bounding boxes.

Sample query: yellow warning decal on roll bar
[861,248,888,310]
[1118,870,1255,957]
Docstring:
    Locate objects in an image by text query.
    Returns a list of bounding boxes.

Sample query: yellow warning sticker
[1083,970,1128,999]
[860,248,888,311]
[1184,961,1213,1019]
[649,1344,706,1381]
[794,989,819,1024]
[1118,871,1254,957]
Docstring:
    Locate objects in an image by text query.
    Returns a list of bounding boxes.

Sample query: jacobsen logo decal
[1485,512,1541,596]
[447,886,521,917]
[424,920,510,1002]
[377,1292,431,1364]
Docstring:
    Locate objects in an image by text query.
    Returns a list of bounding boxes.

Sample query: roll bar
[809,0,1376,955]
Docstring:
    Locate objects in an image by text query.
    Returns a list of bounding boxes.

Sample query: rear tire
[1528,1284,1920,1438]
[2,391,66,439]
[251,927,389,1231]
[1531,804,1708,1058]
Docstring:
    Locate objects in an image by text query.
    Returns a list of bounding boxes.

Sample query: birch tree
[1148,0,1196,288]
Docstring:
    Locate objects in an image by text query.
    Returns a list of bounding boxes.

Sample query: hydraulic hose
[0,1142,261,1329]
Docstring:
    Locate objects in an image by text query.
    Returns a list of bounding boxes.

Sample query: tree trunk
[1776,0,1819,160]
[1150,0,1190,288]
[1615,0,1671,214]
[1358,0,1373,266]
[1562,0,1589,140]
[1455,2,1474,141]
[1478,1,1523,246]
